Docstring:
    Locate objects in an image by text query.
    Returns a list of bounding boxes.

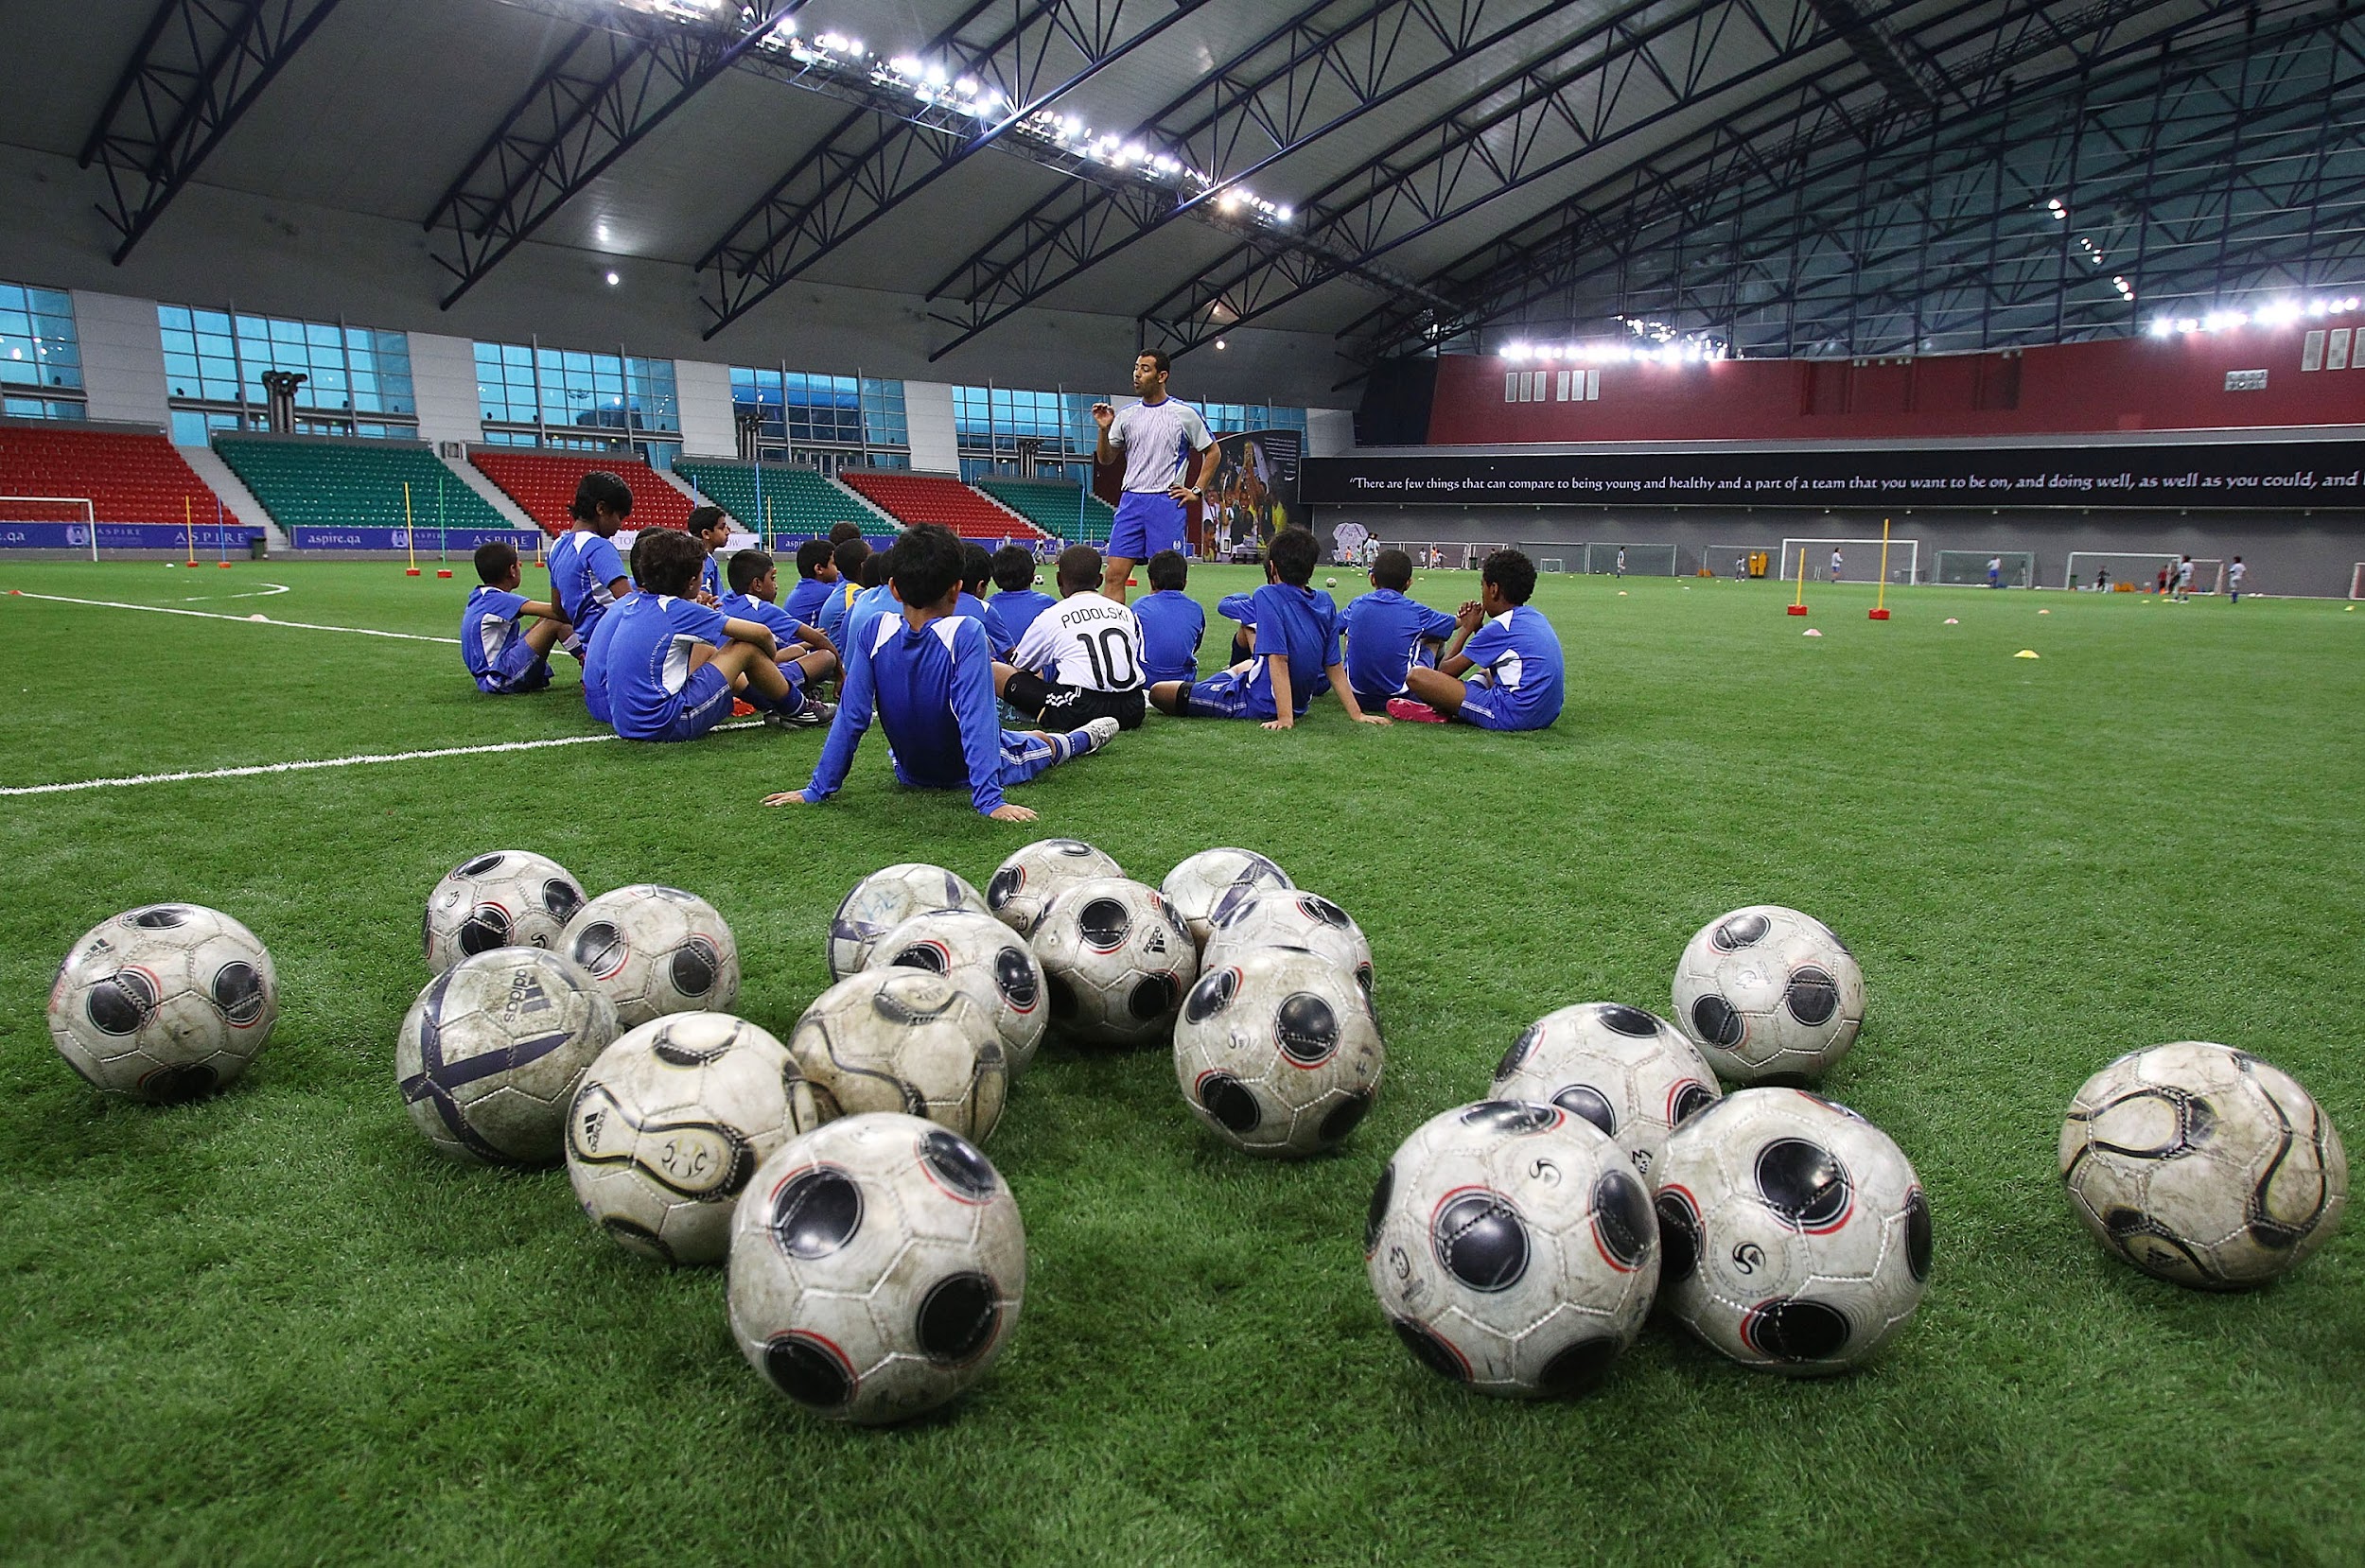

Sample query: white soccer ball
[787,969,1008,1141]
[986,838,1125,938]
[1029,877,1197,1046]
[1202,889,1373,1001]
[396,947,617,1165]
[1654,1088,1930,1374]
[2059,1042,2346,1289]
[830,863,991,979]
[728,1112,1025,1424]
[865,909,1047,1079]
[559,884,740,1029]
[1174,947,1383,1157]
[1366,1101,1658,1398]
[565,1012,826,1264]
[1159,847,1294,950]
[422,850,587,974]
[1671,905,1864,1084]
[1491,1002,1722,1181]
[47,904,277,1103]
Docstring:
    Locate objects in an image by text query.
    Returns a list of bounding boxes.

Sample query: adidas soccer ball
[566,1012,826,1264]
[48,904,277,1103]
[788,969,1008,1141]
[560,884,740,1029]
[1029,877,1197,1046]
[1160,847,1294,950]
[830,863,991,980]
[1366,1101,1658,1398]
[866,909,1047,1078]
[987,839,1125,938]
[2059,1042,2345,1289]
[1671,905,1864,1084]
[422,850,586,974]
[1202,889,1373,1000]
[1175,947,1383,1157]
[728,1112,1026,1424]
[1491,1002,1722,1181]
[1654,1088,1930,1374]
[396,947,617,1165]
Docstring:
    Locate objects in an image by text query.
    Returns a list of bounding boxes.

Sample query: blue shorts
[1110,492,1186,562]
[1181,669,1280,723]
[645,664,735,742]
[1455,688,1552,732]
[475,636,551,695]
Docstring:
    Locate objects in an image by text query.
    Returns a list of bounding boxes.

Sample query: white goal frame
[1534,556,1568,573]
[1780,536,1921,585]
[0,495,97,559]
[1936,549,2036,587]
[1708,542,1777,579]
[2064,552,2223,594]
[1584,541,1678,576]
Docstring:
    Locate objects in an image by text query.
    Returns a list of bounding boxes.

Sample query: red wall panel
[1426,326,2365,445]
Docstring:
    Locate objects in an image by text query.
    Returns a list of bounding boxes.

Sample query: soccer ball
[47,904,277,1103]
[1159,847,1294,950]
[422,850,587,973]
[1202,889,1373,1001]
[787,969,1008,1141]
[565,1012,826,1264]
[986,838,1125,938]
[728,1112,1025,1424]
[395,947,617,1165]
[1174,947,1384,1157]
[1654,1088,1930,1374]
[1671,905,1864,1084]
[830,863,991,979]
[1366,1101,1658,1398]
[560,884,740,1029]
[1029,877,1197,1046]
[866,909,1048,1079]
[1491,1002,1722,1181]
[2059,1042,2346,1289]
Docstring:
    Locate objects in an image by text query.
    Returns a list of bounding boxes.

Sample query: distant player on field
[1830,546,1844,584]
[547,470,635,646]
[1147,527,1385,730]
[1093,350,1218,603]
[767,525,1119,822]
[2175,553,2196,601]
[461,539,571,694]
[998,544,1147,731]
[599,529,796,742]
[1397,549,1565,732]
[718,548,840,727]
[1987,555,2003,588]
[2228,556,2247,601]
[1340,548,1458,714]
[1131,549,1206,688]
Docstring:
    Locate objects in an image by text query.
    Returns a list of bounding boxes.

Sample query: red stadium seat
[469,450,695,538]
[0,426,249,529]
[836,471,1046,542]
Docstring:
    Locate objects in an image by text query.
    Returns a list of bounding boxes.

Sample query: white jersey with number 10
[1009,595,1146,692]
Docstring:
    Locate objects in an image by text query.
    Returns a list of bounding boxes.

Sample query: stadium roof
[5,0,2358,380]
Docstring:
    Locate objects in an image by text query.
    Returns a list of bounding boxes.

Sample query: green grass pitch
[2,559,2359,1565]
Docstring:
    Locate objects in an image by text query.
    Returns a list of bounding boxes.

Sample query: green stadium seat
[673,460,896,544]
[213,435,504,536]
[972,477,1115,545]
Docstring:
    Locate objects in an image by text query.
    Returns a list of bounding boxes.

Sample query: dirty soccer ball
[1491,1002,1722,1181]
[787,968,1008,1142]
[2059,1041,2345,1289]
[866,908,1048,1079]
[422,850,587,974]
[560,884,741,1029]
[829,863,991,980]
[396,946,617,1165]
[1201,889,1374,1001]
[1174,946,1384,1158]
[1028,877,1197,1047]
[986,839,1124,939]
[48,904,278,1103]
[1671,905,1864,1084]
[1159,847,1294,950]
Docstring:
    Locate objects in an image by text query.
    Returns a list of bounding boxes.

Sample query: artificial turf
[1,558,2359,1566]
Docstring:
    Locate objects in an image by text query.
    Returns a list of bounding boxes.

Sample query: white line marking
[180,581,291,602]
[5,589,458,643]
[0,723,765,797]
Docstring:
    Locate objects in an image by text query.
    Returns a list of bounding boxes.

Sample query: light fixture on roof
[604,270,621,287]
[1214,338,1228,350]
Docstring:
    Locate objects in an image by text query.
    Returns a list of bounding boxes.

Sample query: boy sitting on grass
[958,543,1004,655]
[462,539,572,694]
[765,525,1118,822]
[1396,548,1565,731]
[688,505,731,602]
[984,543,1058,653]
[815,535,870,649]
[997,544,1147,731]
[547,470,634,646]
[1339,547,1458,713]
[718,548,841,728]
[600,528,796,742]
[781,537,840,626]
[1131,549,1205,688]
[1147,527,1386,730]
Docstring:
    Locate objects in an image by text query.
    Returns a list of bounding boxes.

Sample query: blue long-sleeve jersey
[805,611,1011,816]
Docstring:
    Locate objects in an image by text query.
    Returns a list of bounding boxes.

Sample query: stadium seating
[0,424,249,528]
[213,436,505,535]
[674,459,895,543]
[972,477,1116,545]
[469,449,695,536]
[838,470,1046,542]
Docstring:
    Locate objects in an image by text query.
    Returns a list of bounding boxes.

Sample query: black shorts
[1005,671,1146,730]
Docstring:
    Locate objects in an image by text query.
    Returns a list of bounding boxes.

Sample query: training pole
[404,481,421,576]
[1869,517,1893,620]
[1787,539,1809,615]
[216,497,230,568]
[435,476,452,577]
[184,496,199,566]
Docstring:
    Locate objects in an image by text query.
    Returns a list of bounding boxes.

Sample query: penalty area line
[0,723,764,797]
[5,588,458,643]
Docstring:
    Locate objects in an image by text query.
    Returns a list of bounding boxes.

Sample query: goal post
[2062,551,2220,592]
[2352,563,2365,600]
[1708,542,1777,579]
[1936,549,2035,587]
[0,496,98,560]
[1780,536,1920,584]
[1584,542,1677,576]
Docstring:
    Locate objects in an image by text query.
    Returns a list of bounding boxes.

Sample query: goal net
[1707,542,1776,579]
[1584,542,1677,576]
[1936,549,2035,587]
[0,495,97,559]
[1780,536,1921,584]
[2064,552,2222,593]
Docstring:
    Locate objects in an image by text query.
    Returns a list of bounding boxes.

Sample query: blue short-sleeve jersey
[1340,588,1458,699]
[602,594,734,740]
[718,589,806,646]
[1460,605,1565,728]
[701,554,723,600]
[1250,582,1340,717]
[1218,590,1257,628]
[807,611,1011,815]
[1132,589,1206,685]
[461,586,528,679]
[580,598,629,725]
[987,587,1058,653]
[550,531,628,637]
[815,580,865,649]
[782,575,834,629]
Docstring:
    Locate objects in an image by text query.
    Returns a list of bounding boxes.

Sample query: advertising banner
[0,522,259,549]
[289,527,544,551]
[1202,428,1303,558]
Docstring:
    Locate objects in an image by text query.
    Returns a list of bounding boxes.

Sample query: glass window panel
[0,286,25,312]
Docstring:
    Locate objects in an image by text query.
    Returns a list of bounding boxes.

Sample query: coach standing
[1093,350,1218,603]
